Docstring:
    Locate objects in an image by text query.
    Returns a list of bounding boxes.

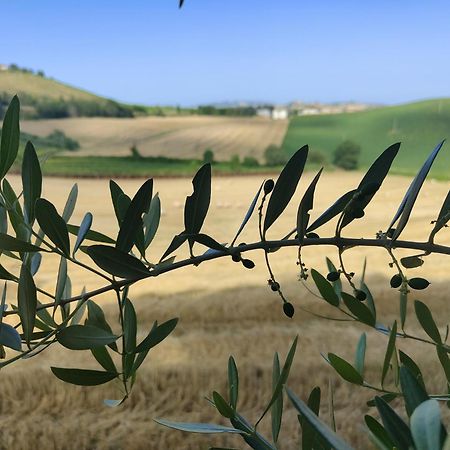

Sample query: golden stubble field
[1,171,449,450]
[21,116,288,161]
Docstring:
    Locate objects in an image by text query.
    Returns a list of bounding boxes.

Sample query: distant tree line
[197,105,257,117]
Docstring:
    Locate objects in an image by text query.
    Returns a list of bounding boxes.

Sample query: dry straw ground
[1,171,449,449]
[21,116,288,161]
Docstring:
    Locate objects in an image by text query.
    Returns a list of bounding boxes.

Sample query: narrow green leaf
[327,353,363,385]
[430,189,450,237]
[286,387,354,450]
[135,318,178,353]
[194,233,227,252]
[184,164,211,235]
[341,143,400,228]
[35,198,70,255]
[124,298,137,354]
[116,178,153,253]
[374,396,413,450]
[154,419,246,435]
[0,96,20,179]
[160,233,188,261]
[271,352,283,443]
[263,146,308,234]
[0,233,44,253]
[104,398,126,408]
[256,336,298,426]
[381,321,397,387]
[91,346,116,373]
[109,180,130,225]
[341,292,375,326]
[54,256,67,310]
[0,322,22,351]
[85,300,117,354]
[18,264,37,346]
[51,367,117,386]
[301,387,322,450]
[399,351,425,389]
[361,282,376,321]
[67,224,114,244]
[57,324,118,350]
[364,415,396,450]
[228,356,239,410]
[143,193,161,249]
[400,365,429,417]
[213,391,234,419]
[414,300,441,344]
[87,245,149,279]
[307,189,358,233]
[73,213,93,254]
[311,269,339,306]
[0,203,7,235]
[410,399,442,450]
[21,141,42,224]
[62,184,78,222]
[389,140,445,241]
[297,168,322,243]
[436,346,450,385]
[354,333,367,377]
[230,182,263,246]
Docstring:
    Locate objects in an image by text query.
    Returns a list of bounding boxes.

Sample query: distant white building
[0,64,8,72]
[272,106,288,120]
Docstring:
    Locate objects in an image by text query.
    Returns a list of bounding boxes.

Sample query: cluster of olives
[231,243,255,269]
[390,274,430,290]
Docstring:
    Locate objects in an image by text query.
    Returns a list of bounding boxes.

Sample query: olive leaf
[297,168,322,243]
[18,264,37,347]
[51,367,118,386]
[62,184,78,223]
[340,143,400,228]
[87,245,149,279]
[230,181,263,246]
[116,179,153,253]
[388,140,445,241]
[184,164,211,238]
[263,145,308,235]
[21,141,42,225]
[0,96,20,179]
[35,198,70,255]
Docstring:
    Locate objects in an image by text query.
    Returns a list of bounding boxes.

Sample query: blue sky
[3,0,450,106]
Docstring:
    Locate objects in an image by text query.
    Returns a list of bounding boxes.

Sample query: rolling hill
[282,99,450,178]
[0,70,143,118]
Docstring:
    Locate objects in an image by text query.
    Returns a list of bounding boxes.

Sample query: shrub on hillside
[242,156,260,167]
[264,144,288,166]
[333,139,361,170]
[203,149,214,164]
[308,149,327,165]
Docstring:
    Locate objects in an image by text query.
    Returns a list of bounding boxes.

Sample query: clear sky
[3,0,450,106]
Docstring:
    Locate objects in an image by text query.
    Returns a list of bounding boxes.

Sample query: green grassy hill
[0,70,100,101]
[0,70,144,118]
[282,99,450,178]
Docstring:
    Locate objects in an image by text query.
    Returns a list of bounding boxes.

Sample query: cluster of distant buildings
[256,101,371,120]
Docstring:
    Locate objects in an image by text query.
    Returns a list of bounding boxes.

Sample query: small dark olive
[306,232,319,239]
[231,253,241,262]
[408,278,430,290]
[390,274,402,288]
[242,258,255,269]
[271,282,280,291]
[354,290,367,301]
[283,302,295,318]
[264,179,275,194]
[327,271,340,282]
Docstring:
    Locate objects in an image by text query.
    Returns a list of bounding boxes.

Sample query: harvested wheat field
[1,171,449,450]
[21,116,288,161]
